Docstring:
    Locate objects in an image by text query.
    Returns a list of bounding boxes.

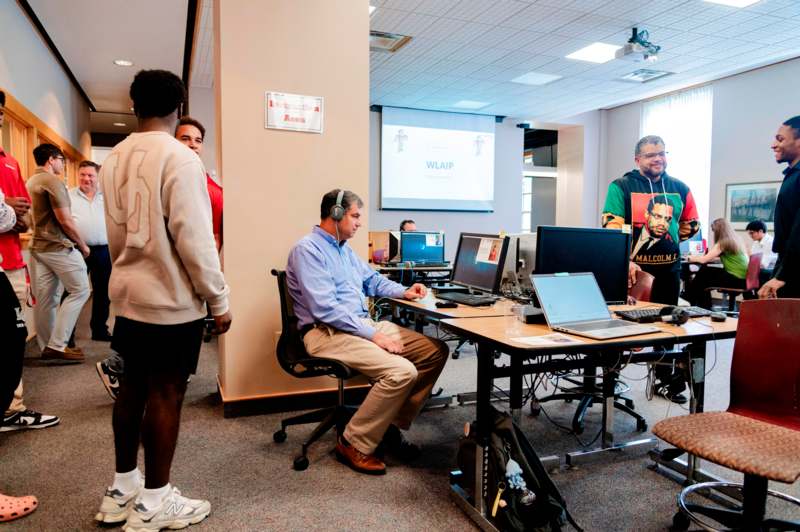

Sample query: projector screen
[381,107,495,211]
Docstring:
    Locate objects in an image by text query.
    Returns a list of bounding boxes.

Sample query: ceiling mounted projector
[615,27,661,62]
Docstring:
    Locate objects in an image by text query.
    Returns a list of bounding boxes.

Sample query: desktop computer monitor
[451,233,510,294]
[534,226,630,304]
[517,233,537,284]
[400,231,445,264]
[501,233,537,287]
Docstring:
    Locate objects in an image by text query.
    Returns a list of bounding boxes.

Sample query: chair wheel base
[273,430,287,443]
[293,455,309,471]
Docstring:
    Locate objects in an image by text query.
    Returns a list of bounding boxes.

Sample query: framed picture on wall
[725,181,781,230]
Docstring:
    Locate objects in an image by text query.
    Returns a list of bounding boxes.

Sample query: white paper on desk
[511,333,585,346]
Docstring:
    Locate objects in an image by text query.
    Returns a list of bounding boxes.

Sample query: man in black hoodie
[759,116,800,299]
[602,135,701,403]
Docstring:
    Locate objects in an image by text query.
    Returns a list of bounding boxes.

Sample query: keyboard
[436,292,498,307]
[616,306,711,322]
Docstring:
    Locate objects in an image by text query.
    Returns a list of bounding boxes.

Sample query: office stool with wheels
[653,299,800,531]
[271,269,359,471]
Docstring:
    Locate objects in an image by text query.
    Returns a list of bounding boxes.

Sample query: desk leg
[450,341,496,530]
[601,362,616,448]
[510,356,523,425]
[475,342,494,517]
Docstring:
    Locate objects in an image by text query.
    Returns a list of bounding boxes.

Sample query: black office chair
[270,269,358,471]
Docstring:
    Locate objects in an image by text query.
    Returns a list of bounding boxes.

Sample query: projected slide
[381,107,495,211]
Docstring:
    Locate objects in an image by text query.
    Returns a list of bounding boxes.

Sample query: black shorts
[111,317,204,377]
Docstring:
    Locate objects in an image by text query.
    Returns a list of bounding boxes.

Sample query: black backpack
[457,406,582,532]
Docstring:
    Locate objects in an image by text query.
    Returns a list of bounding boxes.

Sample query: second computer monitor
[534,226,630,304]
[452,233,510,294]
[400,231,445,264]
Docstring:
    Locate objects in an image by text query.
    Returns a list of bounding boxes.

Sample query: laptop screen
[400,231,445,263]
[531,273,611,326]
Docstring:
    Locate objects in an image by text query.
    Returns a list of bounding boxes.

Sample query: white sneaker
[95,485,141,524]
[123,486,210,532]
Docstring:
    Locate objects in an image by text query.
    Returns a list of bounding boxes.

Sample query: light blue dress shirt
[286,226,407,340]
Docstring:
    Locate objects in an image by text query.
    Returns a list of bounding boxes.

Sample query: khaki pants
[30,249,89,352]
[303,319,449,455]
[4,267,27,415]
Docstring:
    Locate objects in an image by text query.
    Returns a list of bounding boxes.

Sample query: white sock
[139,483,171,509]
[111,468,142,494]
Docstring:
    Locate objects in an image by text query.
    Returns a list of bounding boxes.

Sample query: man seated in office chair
[286,189,449,475]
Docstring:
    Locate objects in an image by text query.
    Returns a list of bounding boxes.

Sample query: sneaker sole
[0,419,60,432]
[95,508,129,524]
[122,508,210,532]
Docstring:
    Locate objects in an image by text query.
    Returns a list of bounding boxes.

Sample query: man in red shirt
[175,116,222,252]
[0,90,59,432]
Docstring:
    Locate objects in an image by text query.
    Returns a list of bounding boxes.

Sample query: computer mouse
[710,312,727,322]
[435,301,458,309]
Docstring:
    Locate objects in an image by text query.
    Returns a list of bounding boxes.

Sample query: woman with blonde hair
[684,218,748,309]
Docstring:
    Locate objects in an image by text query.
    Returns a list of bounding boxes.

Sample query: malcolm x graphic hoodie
[602,170,700,275]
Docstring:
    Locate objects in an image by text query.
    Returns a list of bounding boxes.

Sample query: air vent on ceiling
[620,69,673,83]
[370,31,412,53]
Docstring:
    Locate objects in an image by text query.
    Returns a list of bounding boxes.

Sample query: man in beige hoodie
[94,70,231,532]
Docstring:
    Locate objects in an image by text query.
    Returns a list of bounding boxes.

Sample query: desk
[440,312,737,527]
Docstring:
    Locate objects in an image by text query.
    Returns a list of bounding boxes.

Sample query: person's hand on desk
[758,278,785,299]
[628,262,642,288]
[403,283,427,300]
[373,331,404,353]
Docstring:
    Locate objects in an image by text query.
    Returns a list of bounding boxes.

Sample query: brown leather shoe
[335,436,386,475]
[41,347,84,363]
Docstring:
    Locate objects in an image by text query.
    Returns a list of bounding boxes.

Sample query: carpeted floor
[2,308,798,531]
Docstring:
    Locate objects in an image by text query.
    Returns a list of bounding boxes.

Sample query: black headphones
[330,189,345,221]
[659,306,689,325]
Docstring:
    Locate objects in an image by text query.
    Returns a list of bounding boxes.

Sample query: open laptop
[530,272,660,340]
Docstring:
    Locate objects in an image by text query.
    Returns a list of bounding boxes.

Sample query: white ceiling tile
[381,0,425,11]
[361,0,800,121]
[370,7,411,32]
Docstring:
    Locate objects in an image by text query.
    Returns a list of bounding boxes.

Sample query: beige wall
[216,0,370,401]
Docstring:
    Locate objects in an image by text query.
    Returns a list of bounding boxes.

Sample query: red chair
[652,299,800,531]
[708,253,762,312]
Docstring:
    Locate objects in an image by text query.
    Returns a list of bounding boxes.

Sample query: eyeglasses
[640,151,668,160]
[55,156,65,162]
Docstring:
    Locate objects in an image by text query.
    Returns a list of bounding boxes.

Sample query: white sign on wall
[265,91,324,133]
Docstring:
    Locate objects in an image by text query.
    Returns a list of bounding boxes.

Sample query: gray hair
[635,135,665,156]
